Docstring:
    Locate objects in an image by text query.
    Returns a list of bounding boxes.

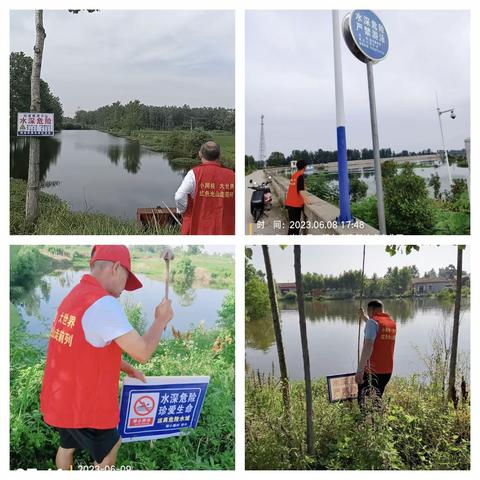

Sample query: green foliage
[246,376,469,470]
[10,52,64,133]
[164,129,210,159]
[349,176,368,202]
[171,257,196,293]
[10,297,235,470]
[432,191,470,235]
[383,164,435,234]
[10,246,51,302]
[10,178,179,235]
[267,152,286,167]
[429,173,441,199]
[381,160,398,179]
[282,292,297,302]
[351,196,378,226]
[245,276,270,321]
[306,173,339,204]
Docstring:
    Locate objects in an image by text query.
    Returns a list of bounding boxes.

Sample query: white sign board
[17,112,54,137]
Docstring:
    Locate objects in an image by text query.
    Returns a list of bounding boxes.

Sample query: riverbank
[103,128,235,170]
[10,293,235,470]
[10,178,180,235]
[245,373,469,470]
[36,245,235,290]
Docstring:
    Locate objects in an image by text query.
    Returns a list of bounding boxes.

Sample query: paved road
[245,170,288,235]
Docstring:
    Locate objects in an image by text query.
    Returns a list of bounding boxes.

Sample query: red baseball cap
[90,245,142,291]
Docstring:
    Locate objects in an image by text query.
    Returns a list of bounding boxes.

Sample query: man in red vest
[40,245,173,469]
[355,299,396,407]
[284,159,312,235]
[175,141,235,235]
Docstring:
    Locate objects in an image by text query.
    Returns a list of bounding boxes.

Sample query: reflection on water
[14,269,228,352]
[10,130,185,219]
[246,298,470,380]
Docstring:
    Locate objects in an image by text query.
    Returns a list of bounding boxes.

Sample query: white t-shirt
[82,296,133,348]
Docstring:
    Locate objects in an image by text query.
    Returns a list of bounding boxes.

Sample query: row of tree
[259,147,438,167]
[10,52,64,135]
[71,101,235,134]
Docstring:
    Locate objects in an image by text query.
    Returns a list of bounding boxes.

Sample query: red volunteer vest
[181,162,235,235]
[285,171,304,208]
[366,312,396,374]
[40,274,123,429]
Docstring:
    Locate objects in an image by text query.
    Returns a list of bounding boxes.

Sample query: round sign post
[343,10,389,235]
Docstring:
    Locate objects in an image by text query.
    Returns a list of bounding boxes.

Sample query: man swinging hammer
[40,245,174,469]
[355,299,397,409]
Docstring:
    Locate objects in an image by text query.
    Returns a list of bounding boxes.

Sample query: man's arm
[121,359,146,382]
[175,169,195,214]
[115,299,173,364]
[355,339,375,383]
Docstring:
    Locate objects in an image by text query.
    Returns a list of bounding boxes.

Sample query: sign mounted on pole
[118,376,209,443]
[17,112,54,136]
[326,373,358,402]
[342,10,389,63]
[342,9,389,234]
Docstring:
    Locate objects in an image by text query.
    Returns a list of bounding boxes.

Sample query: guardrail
[268,173,379,235]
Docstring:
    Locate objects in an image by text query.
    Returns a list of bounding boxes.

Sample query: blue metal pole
[332,10,353,223]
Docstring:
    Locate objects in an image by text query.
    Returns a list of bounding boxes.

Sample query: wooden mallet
[161,248,175,299]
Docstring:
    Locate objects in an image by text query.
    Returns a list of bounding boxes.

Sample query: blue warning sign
[118,376,209,442]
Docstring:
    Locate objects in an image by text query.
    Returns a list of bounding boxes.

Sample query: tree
[448,246,464,404]
[294,245,314,456]
[261,246,290,411]
[267,151,286,167]
[25,10,46,226]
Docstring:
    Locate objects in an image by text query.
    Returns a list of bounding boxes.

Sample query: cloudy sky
[11,10,234,117]
[249,245,470,283]
[246,10,470,157]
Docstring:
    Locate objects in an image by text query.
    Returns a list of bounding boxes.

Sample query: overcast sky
[11,10,234,117]
[246,10,470,157]
[249,245,470,283]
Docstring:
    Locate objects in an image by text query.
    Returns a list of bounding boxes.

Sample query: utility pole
[436,93,454,187]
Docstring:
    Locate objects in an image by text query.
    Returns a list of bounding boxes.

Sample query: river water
[10,130,185,219]
[246,298,470,380]
[15,269,228,352]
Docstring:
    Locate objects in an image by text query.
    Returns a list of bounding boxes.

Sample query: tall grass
[10,178,179,235]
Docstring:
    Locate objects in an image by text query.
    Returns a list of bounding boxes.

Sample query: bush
[306,173,339,204]
[245,276,270,321]
[282,292,297,302]
[164,129,210,159]
[349,176,368,202]
[383,164,434,234]
[351,196,378,227]
[246,376,470,470]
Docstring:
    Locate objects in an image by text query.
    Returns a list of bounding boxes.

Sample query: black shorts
[57,427,120,464]
[357,372,392,406]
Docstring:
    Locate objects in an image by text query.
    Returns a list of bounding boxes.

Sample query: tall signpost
[332,10,353,223]
[343,10,389,234]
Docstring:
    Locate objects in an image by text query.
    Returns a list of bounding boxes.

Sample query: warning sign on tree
[118,376,209,443]
[17,112,54,136]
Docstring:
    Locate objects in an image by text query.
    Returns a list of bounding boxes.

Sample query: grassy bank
[10,293,235,470]
[246,374,469,470]
[10,178,179,235]
[107,129,235,170]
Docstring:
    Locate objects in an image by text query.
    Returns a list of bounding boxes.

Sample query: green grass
[246,375,470,470]
[10,178,179,235]
[10,294,235,470]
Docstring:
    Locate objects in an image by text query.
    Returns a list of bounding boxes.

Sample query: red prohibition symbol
[133,395,155,416]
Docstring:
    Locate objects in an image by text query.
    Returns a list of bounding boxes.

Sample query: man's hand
[355,370,364,384]
[358,307,369,322]
[127,367,147,383]
[155,298,173,331]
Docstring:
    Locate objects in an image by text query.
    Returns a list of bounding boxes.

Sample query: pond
[323,162,469,197]
[246,298,470,380]
[14,269,228,352]
[10,130,186,219]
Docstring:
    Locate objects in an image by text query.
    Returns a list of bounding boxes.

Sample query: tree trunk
[448,246,463,402]
[261,245,290,411]
[294,245,314,456]
[25,10,46,225]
